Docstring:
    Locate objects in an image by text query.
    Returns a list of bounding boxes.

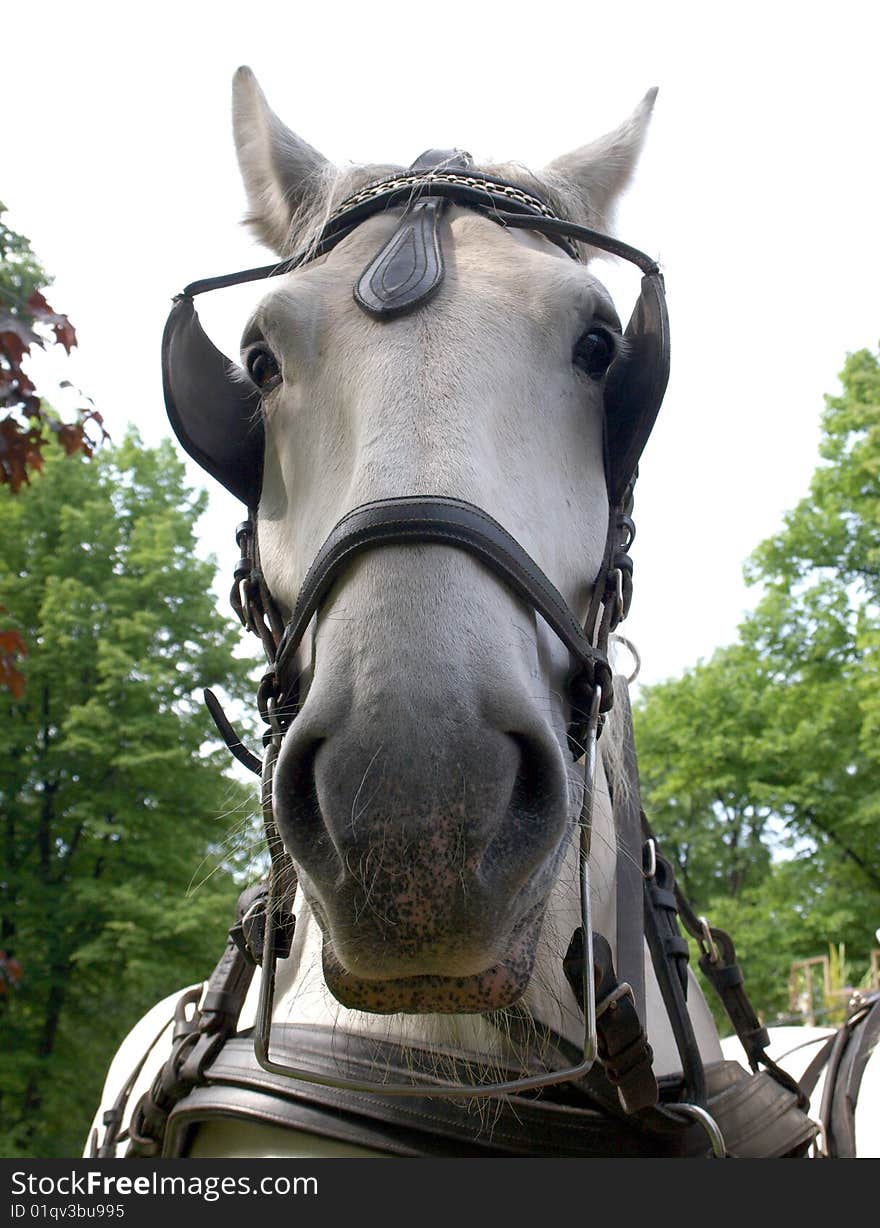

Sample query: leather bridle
[162,147,668,767]
[109,149,815,1156]
[160,150,668,1095]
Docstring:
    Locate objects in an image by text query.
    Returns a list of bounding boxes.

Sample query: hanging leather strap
[563,928,658,1114]
[662,836,811,1111]
[822,993,880,1157]
[609,685,647,1026]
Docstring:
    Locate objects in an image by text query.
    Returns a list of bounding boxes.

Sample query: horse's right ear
[543,88,658,237]
[232,66,329,256]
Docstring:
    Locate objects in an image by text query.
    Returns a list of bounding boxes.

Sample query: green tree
[633,643,774,906]
[743,346,880,881]
[0,434,260,1157]
[635,346,880,1025]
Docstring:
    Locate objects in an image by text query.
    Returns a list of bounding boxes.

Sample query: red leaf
[0,627,27,656]
[0,621,28,699]
[56,422,85,455]
[52,317,77,354]
[0,417,46,490]
[0,951,24,991]
[26,290,66,327]
[0,660,27,698]
[1,330,30,367]
[0,315,42,351]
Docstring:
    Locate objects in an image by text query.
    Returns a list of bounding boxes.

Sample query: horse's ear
[544,88,658,233]
[232,66,329,255]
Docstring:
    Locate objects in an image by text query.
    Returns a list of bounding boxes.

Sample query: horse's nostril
[273,735,336,872]
[467,728,569,893]
[507,731,562,822]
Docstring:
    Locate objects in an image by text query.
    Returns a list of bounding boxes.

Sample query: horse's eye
[574,328,616,380]
[245,345,281,391]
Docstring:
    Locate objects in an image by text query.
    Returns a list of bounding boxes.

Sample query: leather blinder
[162,295,264,509]
[603,271,670,508]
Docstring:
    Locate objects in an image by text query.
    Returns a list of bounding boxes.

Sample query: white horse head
[86,75,874,1160]
[230,67,656,1020]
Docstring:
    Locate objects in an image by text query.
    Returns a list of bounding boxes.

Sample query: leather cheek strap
[271,495,612,713]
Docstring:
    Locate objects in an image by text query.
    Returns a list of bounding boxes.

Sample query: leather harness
[95,150,844,1158]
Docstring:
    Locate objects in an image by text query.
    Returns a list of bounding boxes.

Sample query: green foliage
[0,206,46,310]
[635,346,880,1031]
[0,435,261,1157]
[634,644,774,905]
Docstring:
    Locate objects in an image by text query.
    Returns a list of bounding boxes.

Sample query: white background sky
[7,1,879,689]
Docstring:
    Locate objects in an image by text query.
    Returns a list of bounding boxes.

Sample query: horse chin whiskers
[315,1000,553,1129]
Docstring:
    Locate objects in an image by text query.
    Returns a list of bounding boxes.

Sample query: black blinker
[162,294,264,509]
[603,272,670,508]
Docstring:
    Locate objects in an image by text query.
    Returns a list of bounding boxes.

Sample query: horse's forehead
[250,208,614,341]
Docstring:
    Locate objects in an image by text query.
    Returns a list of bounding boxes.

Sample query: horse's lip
[320,902,545,1014]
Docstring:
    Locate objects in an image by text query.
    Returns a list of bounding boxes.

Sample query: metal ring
[643,838,657,880]
[670,1102,727,1157]
[610,633,641,685]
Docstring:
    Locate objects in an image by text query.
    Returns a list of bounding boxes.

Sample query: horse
[85,67,877,1160]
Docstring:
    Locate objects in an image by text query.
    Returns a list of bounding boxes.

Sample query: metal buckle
[698,917,720,965]
[253,685,604,1098]
[605,567,625,628]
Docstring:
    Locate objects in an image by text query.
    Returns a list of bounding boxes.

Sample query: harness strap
[164,1028,707,1159]
[798,1036,836,1100]
[823,993,880,1157]
[662,832,812,1111]
[608,682,647,1025]
[768,993,880,1158]
[270,496,614,719]
[643,842,707,1108]
[120,883,267,1158]
[159,1029,815,1159]
[563,928,658,1115]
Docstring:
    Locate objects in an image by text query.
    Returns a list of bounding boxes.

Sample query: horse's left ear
[232,66,330,255]
[544,88,658,233]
